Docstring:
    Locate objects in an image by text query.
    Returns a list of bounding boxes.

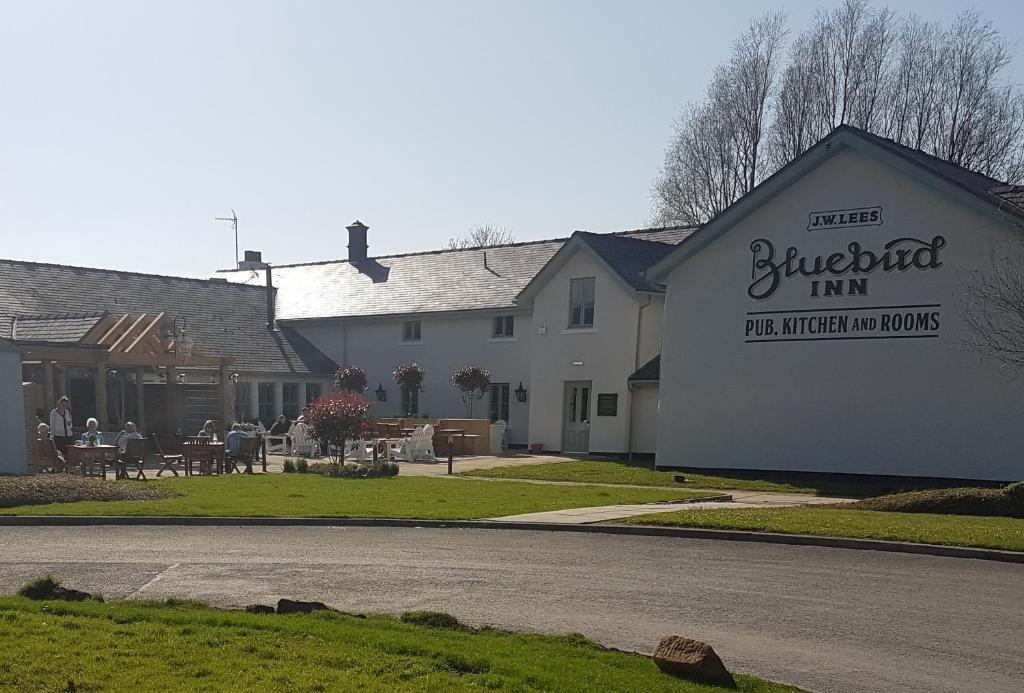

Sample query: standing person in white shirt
[49,396,74,454]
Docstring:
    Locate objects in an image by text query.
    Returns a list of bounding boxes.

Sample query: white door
[562,381,591,453]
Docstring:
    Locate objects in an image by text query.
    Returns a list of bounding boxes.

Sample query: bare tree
[653,12,787,225]
[963,245,1024,371]
[446,225,516,250]
[655,2,1024,225]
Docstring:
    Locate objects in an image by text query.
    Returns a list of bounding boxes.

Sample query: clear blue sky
[1,0,1022,277]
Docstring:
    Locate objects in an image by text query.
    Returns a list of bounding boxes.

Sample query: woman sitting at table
[37,423,67,469]
[114,421,143,452]
[80,418,103,445]
[197,420,218,441]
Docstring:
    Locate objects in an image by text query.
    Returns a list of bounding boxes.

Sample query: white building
[218,223,692,452]
[0,339,27,474]
[650,125,1024,481]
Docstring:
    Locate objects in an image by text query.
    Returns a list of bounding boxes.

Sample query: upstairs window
[568,277,596,329]
[402,320,422,342]
[492,315,514,338]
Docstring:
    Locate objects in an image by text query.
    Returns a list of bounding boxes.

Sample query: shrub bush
[305,393,374,462]
[295,458,309,474]
[846,485,1024,518]
[0,476,175,508]
[305,461,399,479]
[282,459,296,473]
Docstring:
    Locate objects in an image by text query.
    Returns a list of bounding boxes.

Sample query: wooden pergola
[18,312,234,435]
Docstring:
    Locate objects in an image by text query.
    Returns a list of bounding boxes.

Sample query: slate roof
[576,232,681,292]
[628,354,660,382]
[11,313,106,343]
[0,260,337,375]
[838,125,1024,221]
[215,226,696,321]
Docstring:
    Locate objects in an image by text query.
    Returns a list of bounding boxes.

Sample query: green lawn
[0,474,711,519]
[466,460,984,497]
[615,507,1024,551]
[0,597,800,692]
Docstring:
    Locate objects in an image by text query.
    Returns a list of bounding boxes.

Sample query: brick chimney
[238,250,267,270]
[347,220,369,263]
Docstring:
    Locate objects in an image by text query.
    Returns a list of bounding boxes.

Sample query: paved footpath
[486,487,853,523]
[0,525,1019,693]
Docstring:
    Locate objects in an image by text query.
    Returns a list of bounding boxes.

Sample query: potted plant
[304,392,374,462]
[334,365,368,394]
[450,365,490,418]
[393,363,426,416]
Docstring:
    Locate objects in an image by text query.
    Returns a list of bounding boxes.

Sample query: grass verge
[0,596,802,692]
[0,474,711,519]
[614,507,1024,551]
[465,460,999,497]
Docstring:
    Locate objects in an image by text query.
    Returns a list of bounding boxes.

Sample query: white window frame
[488,383,510,422]
[491,315,514,339]
[402,320,422,343]
[568,277,596,329]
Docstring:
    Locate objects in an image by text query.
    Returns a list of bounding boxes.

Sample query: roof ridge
[216,224,698,274]
[836,124,1007,187]
[217,236,572,272]
[0,257,268,289]
[575,230,676,247]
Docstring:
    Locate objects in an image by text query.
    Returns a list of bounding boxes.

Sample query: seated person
[198,420,218,441]
[225,423,245,458]
[36,423,66,469]
[114,421,143,453]
[269,415,290,436]
[80,417,103,445]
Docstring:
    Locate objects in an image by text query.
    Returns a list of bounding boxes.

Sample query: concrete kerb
[0,515,1020,564]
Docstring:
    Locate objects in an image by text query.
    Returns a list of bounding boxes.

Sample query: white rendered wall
[657,146,1024,480]
[629,384,659,455]
[526,250,656,453]
[295,311,532,444]
[0,350,27,474]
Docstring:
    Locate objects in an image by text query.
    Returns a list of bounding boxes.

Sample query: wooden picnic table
[181,440,226,475]
[437,428,467,456]
[67,444,118,480]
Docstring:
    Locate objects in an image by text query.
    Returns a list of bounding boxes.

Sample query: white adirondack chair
[289,422,317,457]
[392,424,436,462]
[344,439,373,462]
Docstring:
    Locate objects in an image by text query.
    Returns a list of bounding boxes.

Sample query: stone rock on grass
[276,599,333,614]
[653,635,736,688]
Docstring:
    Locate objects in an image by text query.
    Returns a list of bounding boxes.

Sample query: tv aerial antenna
[215,209,239,266]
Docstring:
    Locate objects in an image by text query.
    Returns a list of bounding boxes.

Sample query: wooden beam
[82,313,114,345]
[107,313,149,354]
[124,312,165,353]
[136,368,146,435]
[59,367,69,401]
[95,364,108,431]
[20,345,105,364]
[43,361,54,410]
[94,314,132,347]
[219,362,232,431]
[106,353,227,368]
[166,366,178,436]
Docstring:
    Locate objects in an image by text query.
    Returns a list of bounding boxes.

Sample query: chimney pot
[347,220,369,263]
[238,250,267,270]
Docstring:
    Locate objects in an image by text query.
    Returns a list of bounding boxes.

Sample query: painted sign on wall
[744,206,944,343]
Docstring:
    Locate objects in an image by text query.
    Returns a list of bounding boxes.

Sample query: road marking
[132,562,180,596]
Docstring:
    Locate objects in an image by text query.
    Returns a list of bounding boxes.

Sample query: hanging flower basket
[335,365,368,394]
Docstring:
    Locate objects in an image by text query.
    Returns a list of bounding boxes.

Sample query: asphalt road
[0,526,1019,693]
